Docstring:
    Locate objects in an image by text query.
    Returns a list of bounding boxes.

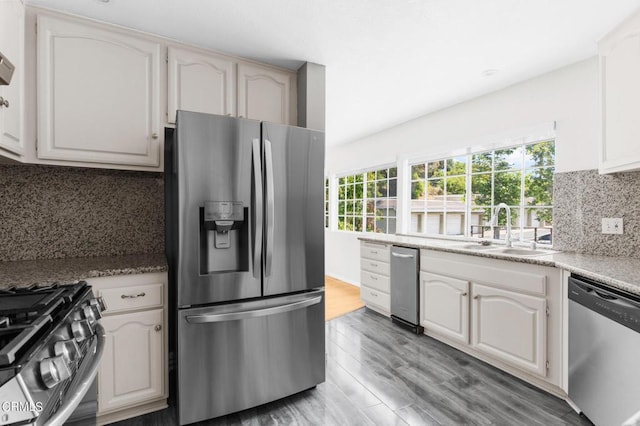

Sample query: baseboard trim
[325,273,359,287]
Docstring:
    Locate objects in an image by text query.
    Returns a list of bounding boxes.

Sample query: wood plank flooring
[114,308,592,426]
[325,276,365,321]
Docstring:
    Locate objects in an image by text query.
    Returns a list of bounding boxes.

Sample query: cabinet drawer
[99,283,163,314]
[361,259,390,276]
[360,271,390,293]
[361,285,390,312]
[360,242,390,262]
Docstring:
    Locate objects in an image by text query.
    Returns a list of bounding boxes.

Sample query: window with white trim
[337,166,397,233]
[410,140,554,244]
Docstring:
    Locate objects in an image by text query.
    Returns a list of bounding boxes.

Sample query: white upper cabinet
[0,0,25,158]
[238,62,294,125]
[599,10,640,173]
[167,47,235,123]
[37,15,162,169]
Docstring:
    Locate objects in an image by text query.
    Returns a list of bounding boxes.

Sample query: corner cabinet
[85,272,168,425]
[360,241,391,316]
[167,46,235,123]
[238,62,295,125]
[420,249,563,395]
[599,9,640,173]
[36,14,162,169]
[0,0,25,159]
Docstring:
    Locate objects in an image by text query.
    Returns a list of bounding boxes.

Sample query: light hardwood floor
[325,276,365,321]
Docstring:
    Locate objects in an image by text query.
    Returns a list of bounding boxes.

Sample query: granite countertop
[0,253,168,289]
[359,234,640,296]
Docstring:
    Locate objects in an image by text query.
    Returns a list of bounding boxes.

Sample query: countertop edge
[358,236,640,297]
[0,254,168,289]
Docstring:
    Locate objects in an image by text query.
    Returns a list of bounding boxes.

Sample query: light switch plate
[602,218,623,234]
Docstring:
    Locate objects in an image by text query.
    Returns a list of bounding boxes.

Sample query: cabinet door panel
[472,283,547,377]
[98,308,164,413]
[420,271,469,344]
[601,31,640,171]
[37,15,161,167]
[0,0,24,156]
[167,47,235,123]
[237,63,291,124]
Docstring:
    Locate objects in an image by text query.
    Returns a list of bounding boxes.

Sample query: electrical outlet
[602,218,624,234]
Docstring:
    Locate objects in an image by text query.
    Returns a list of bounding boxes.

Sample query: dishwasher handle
[569,275,640,333]
[391,252,415,259]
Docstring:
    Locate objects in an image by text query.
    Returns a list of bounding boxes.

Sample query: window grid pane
[409,140,554,243]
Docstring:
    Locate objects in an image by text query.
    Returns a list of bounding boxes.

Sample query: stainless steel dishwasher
[390,246,423,333]
[568,274,640,426]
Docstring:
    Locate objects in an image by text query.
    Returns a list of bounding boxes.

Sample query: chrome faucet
[491,203,513,248]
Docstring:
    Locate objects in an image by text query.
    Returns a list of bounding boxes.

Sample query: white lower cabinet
[420,271,469,344]
[85,272,168,425]
[471,283,547,377]
[420,249,563,394]
[99,309,164,412]
[359,242,391,315]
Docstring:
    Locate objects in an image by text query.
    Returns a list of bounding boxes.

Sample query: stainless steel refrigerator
[165,111,325,425]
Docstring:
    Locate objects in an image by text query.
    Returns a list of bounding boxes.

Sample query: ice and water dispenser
[199,201,249,274]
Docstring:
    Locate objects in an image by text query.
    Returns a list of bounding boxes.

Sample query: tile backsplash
[554,169,640,258]
[0,164,164,262]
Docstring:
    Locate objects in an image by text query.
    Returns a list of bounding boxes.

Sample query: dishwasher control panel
[569,275,640,333]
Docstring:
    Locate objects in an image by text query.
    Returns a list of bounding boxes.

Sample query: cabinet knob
[473,295,479,300]
[461,292,468,297]
[0,97,9,108]
[155,324,162,332]
[151,133,159,139]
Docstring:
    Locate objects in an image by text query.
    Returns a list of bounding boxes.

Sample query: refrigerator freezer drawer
[177,290,325,425]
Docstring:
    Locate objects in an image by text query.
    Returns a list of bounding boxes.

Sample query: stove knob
[40,355,71,389]
[90,296,107,313]
[54,339,79,363]
[83,305,98,323]
[71,319,93,342]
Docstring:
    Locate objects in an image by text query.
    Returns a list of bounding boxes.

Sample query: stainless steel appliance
[165,111,325,425]
[568,274,640,426]
[390,246,422,333]
[0,282,106,426]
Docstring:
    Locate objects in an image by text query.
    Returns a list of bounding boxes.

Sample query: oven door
[44,324,106,426]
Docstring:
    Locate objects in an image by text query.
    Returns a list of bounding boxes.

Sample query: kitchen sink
[455,243,497,251]
[494,247,556,256]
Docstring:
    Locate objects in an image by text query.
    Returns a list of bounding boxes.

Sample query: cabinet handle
[370,262,377,267]
[370,250,378,254]
[154,324,162,332]
[461,292,468,296]
[473,295,479,300]
[0,97,9,108]
[121,292,146,299]
[151,133,159,139]
[370,275,378,281]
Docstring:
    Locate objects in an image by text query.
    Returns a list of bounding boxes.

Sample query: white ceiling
[25,0,640,147]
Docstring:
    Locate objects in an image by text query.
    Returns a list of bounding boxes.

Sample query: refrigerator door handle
[185,294,322,323]
[252,138,263,279]
[264,139,275,277]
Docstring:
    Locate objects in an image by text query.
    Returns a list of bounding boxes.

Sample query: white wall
[325,57,599,285]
